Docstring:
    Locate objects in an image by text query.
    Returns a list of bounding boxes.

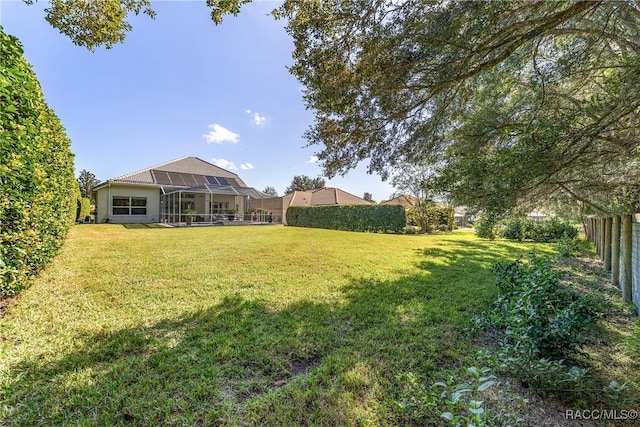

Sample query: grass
[0,225,638,425]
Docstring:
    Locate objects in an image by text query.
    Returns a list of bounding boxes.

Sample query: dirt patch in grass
[0,295,18,320]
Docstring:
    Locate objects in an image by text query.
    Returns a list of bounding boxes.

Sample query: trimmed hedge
[286,204,406,233]
[0,27,78,296]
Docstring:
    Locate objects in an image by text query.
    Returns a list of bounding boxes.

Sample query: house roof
[284,187,373,207]
[94,156,248,190]
[379,194,418,207]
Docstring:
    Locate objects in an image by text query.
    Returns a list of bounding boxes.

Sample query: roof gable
[284,187,372,207]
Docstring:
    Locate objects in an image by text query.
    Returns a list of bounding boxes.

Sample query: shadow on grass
[1,239,584,426]
[121,224,168,229]
[3,272,491,426]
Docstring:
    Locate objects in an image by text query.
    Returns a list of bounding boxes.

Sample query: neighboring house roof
[379,194,418,208]
[93,156,248,191]
[284,187,373,207]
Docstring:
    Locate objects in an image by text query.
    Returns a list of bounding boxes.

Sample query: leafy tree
[271,1,640,215]
[28,1,640,214]
[262,185,278,197]
[24,0,156,51]
[78,169,100,200]
[363,192,374,203]
[284,175,325,194]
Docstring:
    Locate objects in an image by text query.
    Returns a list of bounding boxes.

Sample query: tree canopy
[77,169,100,200]
[273,0,640,215]
[284,175,326,194]
[262,185,278,197]
[28,0,640,214]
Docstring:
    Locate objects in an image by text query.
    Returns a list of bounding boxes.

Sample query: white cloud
[241,163,254,170]
[211,158,238,171]
[203,124,239,144]
[246,109,267,125]
[307,155,319,164]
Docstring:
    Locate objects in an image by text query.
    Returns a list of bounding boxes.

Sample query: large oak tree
[28,0,640,214]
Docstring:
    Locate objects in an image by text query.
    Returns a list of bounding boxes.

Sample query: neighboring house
[379,194,418,208]
[93,156,266,224]
[249,187,373,225]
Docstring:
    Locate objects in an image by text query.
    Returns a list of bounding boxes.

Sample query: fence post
[604,217,612,272]
[622,214,633,303]
[600,217,606,260]
[612,216,621,288]
[593,218,600,256]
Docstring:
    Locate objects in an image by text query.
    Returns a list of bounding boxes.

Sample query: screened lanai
[161,182,269,224]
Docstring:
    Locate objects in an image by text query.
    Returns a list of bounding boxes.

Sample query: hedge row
[286,204,406,233]
[0,27,78,296]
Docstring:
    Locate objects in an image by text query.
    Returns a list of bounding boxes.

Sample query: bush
[486,257,594,358]
[483,213,579,242]
[527,217,578,242]
[77,197,91,221]
[471,257,597,394]
[473,212,499,239]
[0,28,77,296]
[286,204,406,233]
[496,214,529,240]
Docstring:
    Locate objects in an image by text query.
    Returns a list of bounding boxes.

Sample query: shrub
[486,257,594,358]
[0,28,77,296]
[473,212,499,240]
[555,236,579,257]
[286,204,406,233]
[486,214,579,242]
[471,257,597,394]
[496,214,529,240]
[77,197,91,221]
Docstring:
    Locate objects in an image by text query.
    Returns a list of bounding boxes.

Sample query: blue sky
[1,0,396,201]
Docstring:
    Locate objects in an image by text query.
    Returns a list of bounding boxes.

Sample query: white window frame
[112,196,147,216]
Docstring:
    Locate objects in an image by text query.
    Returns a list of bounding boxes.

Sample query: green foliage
[478,214,579,242]
[273,1,640,215]
[407,202,454,233]
[555,236,579,258]
[77,197,91,221]
[472,257,597,394]
[0,27,77,296]
[397,367,510,426]
[286,204,406,233]
[473,212,499,240]
[42,0,156,51]
[77,169,99,200]
[284,175,325,194]
[488,257,594,358]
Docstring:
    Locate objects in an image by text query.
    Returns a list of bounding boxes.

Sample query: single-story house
[93,156,267,224]
[249,187,373,225]
[379,194,418,208]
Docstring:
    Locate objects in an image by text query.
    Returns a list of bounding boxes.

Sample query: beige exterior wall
[95,184,161,224]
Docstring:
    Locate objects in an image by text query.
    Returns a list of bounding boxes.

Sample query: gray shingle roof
[94,156,248,189]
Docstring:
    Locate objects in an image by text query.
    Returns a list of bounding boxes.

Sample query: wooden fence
[585,214,640,314]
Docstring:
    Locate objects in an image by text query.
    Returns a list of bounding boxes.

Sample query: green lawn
[0,225,637,425]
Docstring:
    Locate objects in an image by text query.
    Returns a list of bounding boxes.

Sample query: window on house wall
[113,196,147,215]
